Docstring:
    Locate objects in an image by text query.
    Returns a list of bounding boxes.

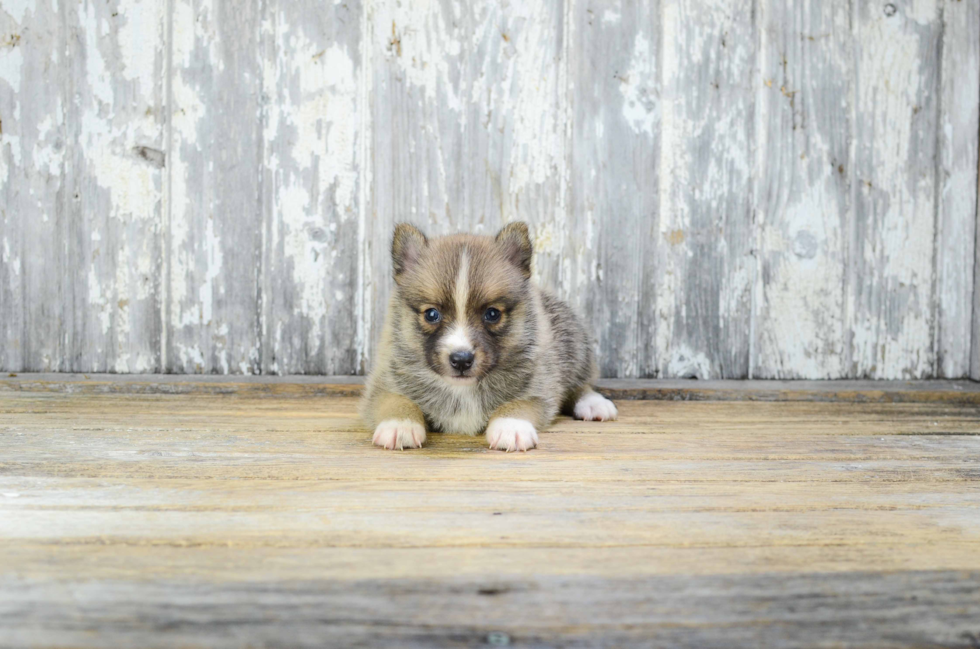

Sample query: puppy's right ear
[391,223,428,282]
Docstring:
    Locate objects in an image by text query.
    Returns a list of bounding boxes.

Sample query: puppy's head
[390,222,534,386]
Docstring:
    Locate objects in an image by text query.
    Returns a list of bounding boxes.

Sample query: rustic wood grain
[752,0,850,379]
[259,0,363,375]
[848,1,943,379]
[166,0,264,373]
[0,389,978,646]
[2,2,980,380]
[66,0,167,373]
[0,1,68,371]
[566,0,660,378]
[938,0,980,379]
[2,571,978,648]
[656,0,755,379]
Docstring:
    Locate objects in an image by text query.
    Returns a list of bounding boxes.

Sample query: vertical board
[752,0,851,379]
[259,1,362,375]
[167,0,263,373]
[656,0,756,379]
[65,0,167,372]
[937,0,979,378]
[975,160,980,380]
[366,0,568,366]
[848,0,942,379]
[0,1,67,371]
[566,0,660,378]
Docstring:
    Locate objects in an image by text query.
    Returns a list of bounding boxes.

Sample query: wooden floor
[1,378,980,648]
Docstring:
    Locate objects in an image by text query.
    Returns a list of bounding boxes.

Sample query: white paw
[573,392,618,421]
[372,419,426,450]
[486,418,538,452]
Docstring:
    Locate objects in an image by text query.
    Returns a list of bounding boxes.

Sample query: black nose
[449,351,475,371]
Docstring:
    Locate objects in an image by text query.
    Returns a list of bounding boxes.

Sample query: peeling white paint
[904,0,937,26]
[849,4,938,378]
[88,265,112,336]
[666,344,712,379]
[1,0,33,24]
[116,0,159,84]
[168,0,210,326]
[1,0,976,379]
[619,32,658,137]
[0,39,24,91]
[377,0,463,109]
[602,9,621,24]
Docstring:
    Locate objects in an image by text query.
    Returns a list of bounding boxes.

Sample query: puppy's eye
[483,307,502,324]
[423,308,441,323]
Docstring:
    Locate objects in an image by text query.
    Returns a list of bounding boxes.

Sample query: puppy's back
[537,289,597,410]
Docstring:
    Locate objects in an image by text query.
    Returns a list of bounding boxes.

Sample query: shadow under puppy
[361,222,617,451]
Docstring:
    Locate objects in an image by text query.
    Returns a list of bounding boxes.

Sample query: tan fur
[488,398,550,429]
[371,391,425,426]
[361,222,613,450]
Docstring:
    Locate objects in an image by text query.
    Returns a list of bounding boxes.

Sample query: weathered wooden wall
[1,0,978,379]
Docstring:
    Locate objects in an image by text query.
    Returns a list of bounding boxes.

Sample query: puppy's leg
[572,389,618,421]
[486,399,547,452]
[370,391,427,450]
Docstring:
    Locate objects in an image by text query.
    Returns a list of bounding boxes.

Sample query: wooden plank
[2,396,980,477]
[656,0,755,379]
[0,391,979,646]
[5,373,980,403]
[0,1,68,371]
[3,543,979,584]
[3,392,980,435]
[975,159,980,379]
[64,0,167,372]
[566,0,660,378]
[975,144,980,380]
[259,0,362,375]
[166,0,263,373]
[752,0,850,378]
[2,571,979,648]
[365,0,568,367]
[937,0,980,379]
[848,1,943,378]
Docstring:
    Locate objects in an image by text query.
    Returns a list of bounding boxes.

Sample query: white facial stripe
[442,325,472,352]
[454,249,470,316]
[440,249,473,353]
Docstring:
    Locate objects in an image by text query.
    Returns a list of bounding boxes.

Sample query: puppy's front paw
[373,419,426,450]
[573,392,618,421]
[486,418,538,452]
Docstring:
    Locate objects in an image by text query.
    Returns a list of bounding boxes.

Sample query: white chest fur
[429,384,487,436]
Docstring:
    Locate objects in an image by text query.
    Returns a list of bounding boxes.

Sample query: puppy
[361,221,617,451]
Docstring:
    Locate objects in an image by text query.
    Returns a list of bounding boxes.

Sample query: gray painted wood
[849,1,943,379]
[166,0,264,374]
[752,0,851,379]
[938,0,980,380]
[656,0,756,379]
[66,0,167,373]
[1,0,979,379]
[0,1,68,371]
[259,0,362,375]
[566,0,660,379]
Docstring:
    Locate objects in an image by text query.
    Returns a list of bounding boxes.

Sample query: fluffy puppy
[361,222,617,451]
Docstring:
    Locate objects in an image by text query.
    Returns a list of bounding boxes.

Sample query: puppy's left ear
[495,221,533,279]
